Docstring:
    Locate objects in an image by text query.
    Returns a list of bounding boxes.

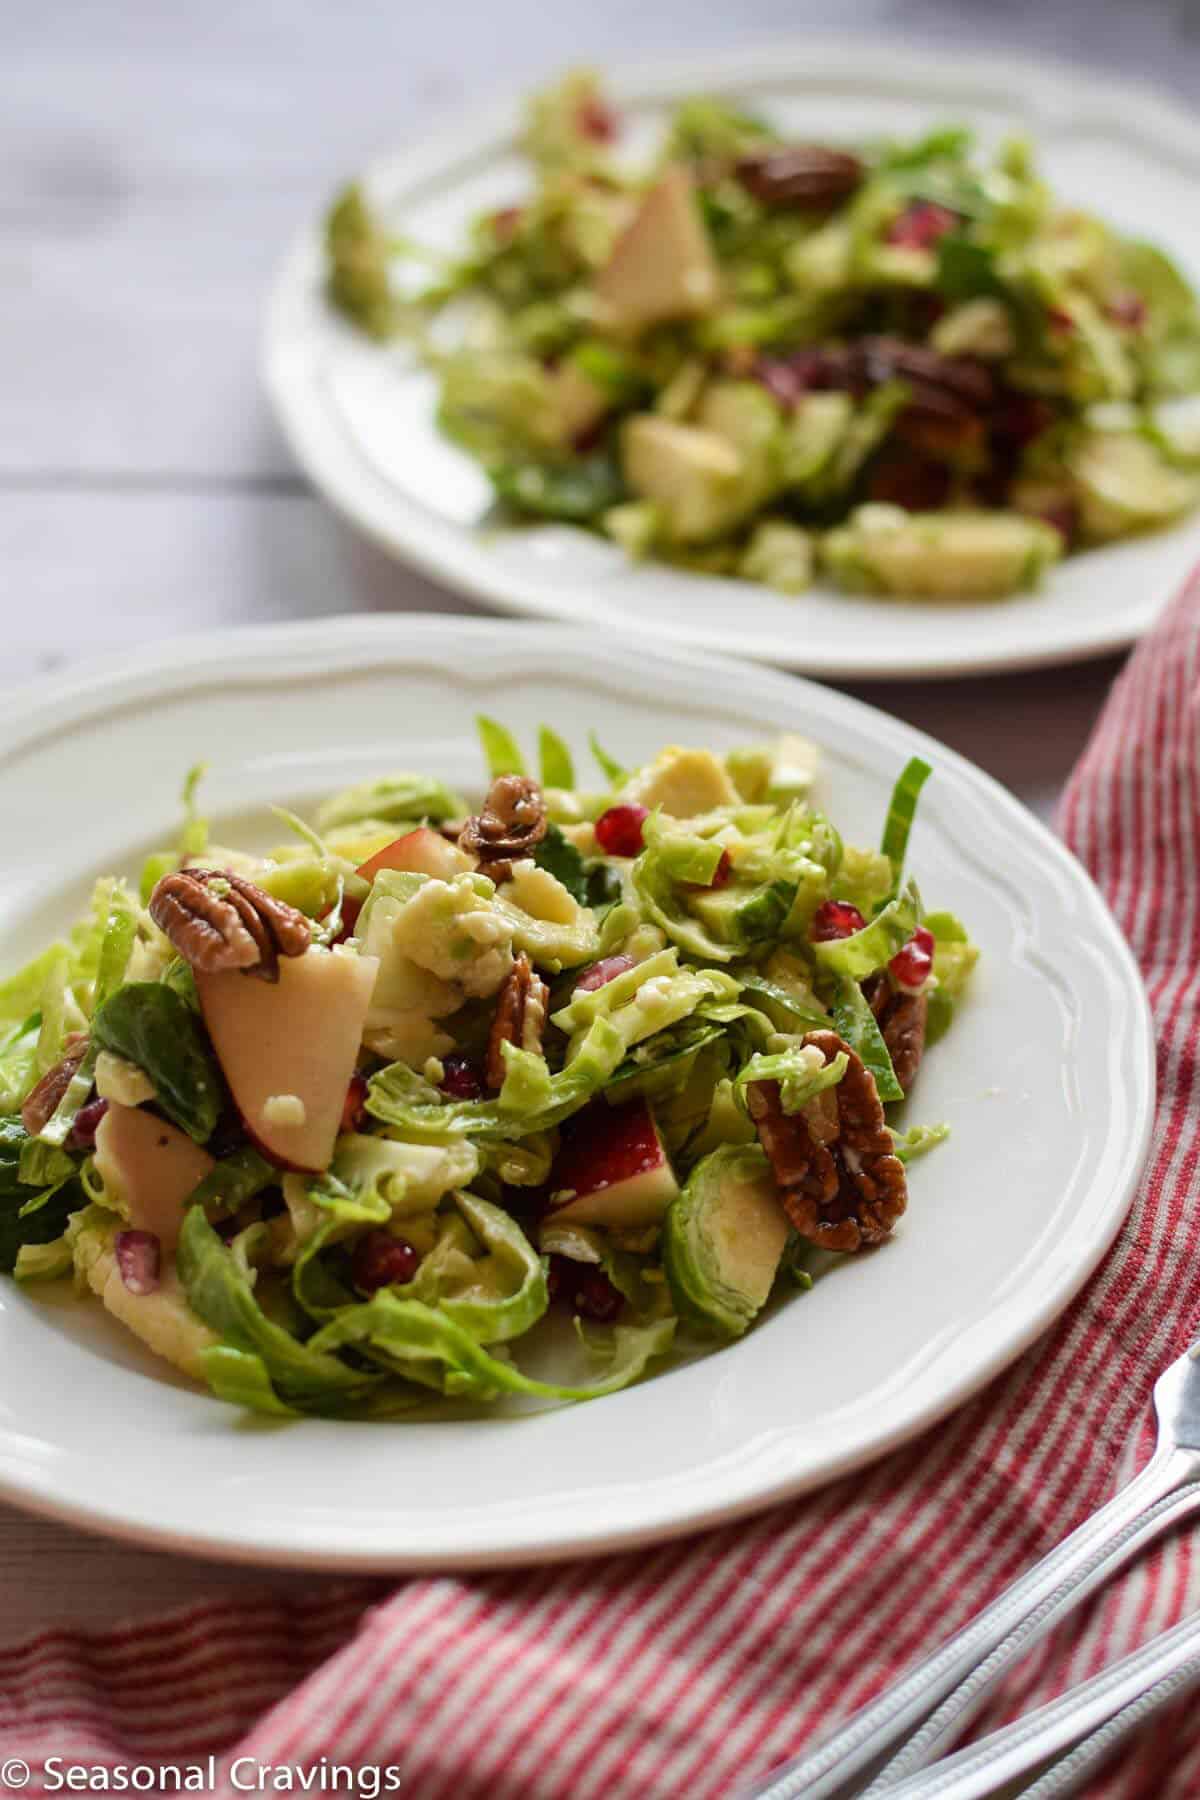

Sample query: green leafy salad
[326,69,1200,601]
[0,724,976,1419]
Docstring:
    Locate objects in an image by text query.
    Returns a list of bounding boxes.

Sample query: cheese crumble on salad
[0,725,976,1418]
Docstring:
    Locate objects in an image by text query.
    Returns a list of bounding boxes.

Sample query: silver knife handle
[745,1449,1196,1800]
[863,1476,1200,1791]
[877,1603,1200,1800]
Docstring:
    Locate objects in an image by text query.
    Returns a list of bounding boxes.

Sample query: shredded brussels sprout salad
[0,725,977,1419]
[325,69,1200,602]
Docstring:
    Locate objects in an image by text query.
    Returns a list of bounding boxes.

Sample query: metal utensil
[866,1605,1200,1799]
[744,1337,1200,1800]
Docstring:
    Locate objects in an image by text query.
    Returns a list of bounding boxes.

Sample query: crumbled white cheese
[262,1093,307,1128]
[94,1050,156,1108]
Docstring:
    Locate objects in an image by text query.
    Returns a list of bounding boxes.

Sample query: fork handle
[862,1476,1200,1791]
[744,1448,1197,1800]
[870,1600,1200,1800]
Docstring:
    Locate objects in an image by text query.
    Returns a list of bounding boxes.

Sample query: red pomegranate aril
[1047,306,1075,333]
[886,201,959,250]
[595,804,649,858]
[351,1230,421,1293]
[1038,501,1078,545]
[440,1054,484,1101]
[577,96,617,142]
[68,1096,109,1151]
[709,849,734,889]
[114,1230,161,1297]
[489,205,524,244]
[576,953,637,993]
[889,925,936,990]
[340,1073,368,1134]
[810,899,866,943]
[547,1254,625,1323]
[1107,291,1148,330]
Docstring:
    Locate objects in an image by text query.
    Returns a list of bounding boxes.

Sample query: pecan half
[21,1034,89,1137]
[858,338,995,411]
[459,775,548,883]
[735,145,864,208]
[485,953,549,1092]
[148,869,311,983]
[864,976,928,1094]
[747,1029,907,1253]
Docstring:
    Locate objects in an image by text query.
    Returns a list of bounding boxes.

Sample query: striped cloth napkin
[6,577,1200,1800]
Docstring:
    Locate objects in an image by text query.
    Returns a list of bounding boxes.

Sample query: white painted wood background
[2,0,1197,1642]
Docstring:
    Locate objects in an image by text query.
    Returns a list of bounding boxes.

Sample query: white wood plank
[0,487,483,686]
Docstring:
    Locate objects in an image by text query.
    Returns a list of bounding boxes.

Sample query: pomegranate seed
[889,924,936,990]
[576,953,636,993]
[1047,306,1075,333]
[440,1054,484,1101]
[340,1073,368,1134]
[1107,291,1147,330]
[991,391,1053,450]
[755,346,858,408]
[595,804,648,858]
[810,899,866,943]
[867,450,951,512]
[576,97,617,142]
[114,1230,161,1296]
[547,1254,624,1323]
[489,205,524,244]
[886,201,959,250]
[351,1230,420,1292]
[1037,501,1078,545]
[68,1096,109,1151]
[709,849,734,888]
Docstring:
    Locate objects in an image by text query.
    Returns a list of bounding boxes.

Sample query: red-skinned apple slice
[335,827,473,938]
[195,946,379,1173]
[356,826,472,884]
[546,1098,679,1229]
[93,1103,215,1254]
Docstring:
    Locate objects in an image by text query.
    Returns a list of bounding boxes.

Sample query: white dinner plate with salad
[264,41,1200,680]
[0,616,1152,1568]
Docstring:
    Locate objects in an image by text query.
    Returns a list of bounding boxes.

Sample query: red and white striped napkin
[6,577,1200,1800]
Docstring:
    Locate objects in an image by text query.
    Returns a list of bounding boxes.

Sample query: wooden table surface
[2,0,1195,1642]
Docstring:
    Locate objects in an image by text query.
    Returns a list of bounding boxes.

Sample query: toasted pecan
[485,953,549,1091]
[735,145,864,208]
[148,869,311,982]
[21,1034,89,1137]
[459,775,548,883]
[747,1029,907,1253]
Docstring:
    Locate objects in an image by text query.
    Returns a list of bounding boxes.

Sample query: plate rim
[0,615,1157,1568]
[262,35,1200,681]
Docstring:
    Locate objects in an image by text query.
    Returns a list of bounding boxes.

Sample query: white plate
[264,40,1200,680]
[0,617,1153,1568]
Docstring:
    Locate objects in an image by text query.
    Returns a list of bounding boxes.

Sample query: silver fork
[743,1334,1200,1800]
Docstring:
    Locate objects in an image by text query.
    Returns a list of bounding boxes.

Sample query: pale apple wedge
[93,1103,215,1254]
[547,1099,679,1229]
[594,165,720,337]
[357,825,472,884]
[196,946,379,1173]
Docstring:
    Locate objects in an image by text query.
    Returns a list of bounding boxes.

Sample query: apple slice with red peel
[93,1103,215,1254]
[334,827,473,938]
[547,1098,679,1229]
[357,826,472,885]
[195,946,379,1173]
